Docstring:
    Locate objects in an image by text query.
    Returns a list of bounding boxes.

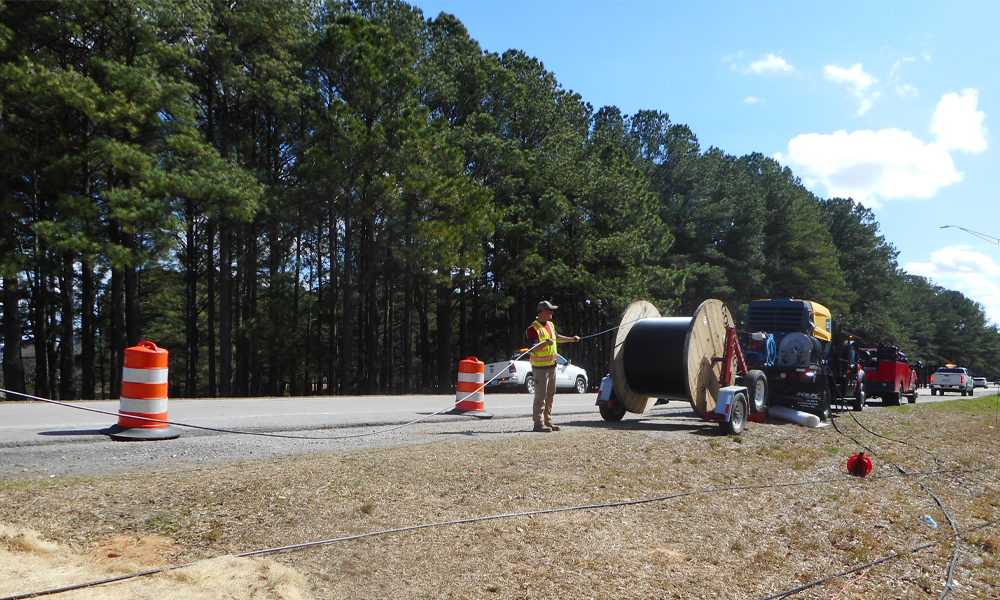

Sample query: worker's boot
[533,423,551,433]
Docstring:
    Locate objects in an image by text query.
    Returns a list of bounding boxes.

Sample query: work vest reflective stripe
[530,320,557,367]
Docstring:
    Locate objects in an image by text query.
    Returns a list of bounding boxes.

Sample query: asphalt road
[1,385,995,480]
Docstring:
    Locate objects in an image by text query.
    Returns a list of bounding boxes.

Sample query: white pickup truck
[930,365,974,396]
[484,352,589,394]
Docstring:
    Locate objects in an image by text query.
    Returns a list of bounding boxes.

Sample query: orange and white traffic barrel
[101,341,180,441]
[447,357,492,419]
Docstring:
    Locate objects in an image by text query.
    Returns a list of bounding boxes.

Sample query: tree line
[2,0,998,401]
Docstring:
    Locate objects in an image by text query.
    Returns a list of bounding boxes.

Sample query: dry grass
[2,398,999,599]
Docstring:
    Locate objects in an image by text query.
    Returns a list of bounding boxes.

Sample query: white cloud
[775,89,986,206]
[905,246,1000,324]
[824,63,879,116]
[775,128,960,206]
[931,89,987,152]
[744,96,763,104]
[825,64,876,93]
[745,53,794,75]
[907,246,1000,277]
[896,84,919,100]
[922,52,932,63]
[889,58,918,99]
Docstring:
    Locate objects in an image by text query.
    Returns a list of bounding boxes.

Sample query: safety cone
[101,341,181,441]
[447,357,493,419]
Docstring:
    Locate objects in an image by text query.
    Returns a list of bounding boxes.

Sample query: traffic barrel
[100,341,181,441]
[447,357,493,419]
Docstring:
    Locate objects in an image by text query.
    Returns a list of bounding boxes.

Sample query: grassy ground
[2,397,999,599]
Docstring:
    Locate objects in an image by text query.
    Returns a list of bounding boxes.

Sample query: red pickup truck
[859,343,919,406]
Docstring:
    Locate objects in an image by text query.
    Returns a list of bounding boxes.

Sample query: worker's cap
[537,300,558,312]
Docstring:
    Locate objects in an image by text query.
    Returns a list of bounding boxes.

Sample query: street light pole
[941,225,1000,245]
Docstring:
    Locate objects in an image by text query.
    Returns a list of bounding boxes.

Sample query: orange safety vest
[529,319,557,368]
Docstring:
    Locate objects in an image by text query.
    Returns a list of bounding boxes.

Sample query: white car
[973,377,988,389]
[484,353,589,394]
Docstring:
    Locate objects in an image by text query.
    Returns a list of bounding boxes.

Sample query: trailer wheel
[884,389,900,406]
[599,400,627,422]
[720,393,748,435]
[524,374,536,395]
[746,370,768,414]
[852,385,866,412]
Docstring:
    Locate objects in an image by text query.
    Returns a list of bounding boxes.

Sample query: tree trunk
[402,267,412,394]
[207,219,217,397]
[124,261,141,347]
[459,277,467,361]
[80,259,95,399]
[418,286,430,391]
[185,199,199,397]
[328,203,338,394]
[30,267,50,399]
[110,267,126,399]
[382,248,393,394]
[364,221,378,395]
[58,255,75,400]
[339,203,354,394]
[436,279,453,393]
[1,275,27,395]
[219,222,232,397]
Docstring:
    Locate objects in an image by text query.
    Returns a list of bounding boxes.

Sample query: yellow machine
[746,299,832,342]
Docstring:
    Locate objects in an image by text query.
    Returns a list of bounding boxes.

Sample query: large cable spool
[611,299,737,418]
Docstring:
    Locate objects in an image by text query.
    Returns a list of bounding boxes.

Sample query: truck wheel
[746,370,768,414]
[599,400,627,422]
[720,392,747,435]
[575,376,587,394]
[907,389,918,404]
[524,374,536,395]
[930,388,937,396]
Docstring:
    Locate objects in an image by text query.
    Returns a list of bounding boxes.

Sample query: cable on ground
[830,407,965,600]
[0,467,988,600]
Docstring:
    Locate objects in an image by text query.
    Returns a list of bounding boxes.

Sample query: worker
[526,300,579,432]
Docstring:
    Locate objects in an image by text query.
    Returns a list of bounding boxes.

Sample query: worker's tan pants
[532,367,557,426]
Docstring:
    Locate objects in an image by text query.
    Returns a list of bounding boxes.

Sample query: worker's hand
[573,335,580,342]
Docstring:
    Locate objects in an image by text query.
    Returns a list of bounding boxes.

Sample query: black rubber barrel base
[445,409,493,419]
[100,424,182,441]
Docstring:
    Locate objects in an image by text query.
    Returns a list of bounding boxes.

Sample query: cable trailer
[595,299,767,435]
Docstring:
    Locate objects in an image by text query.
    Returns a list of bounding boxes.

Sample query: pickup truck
[484,352,589,394]
[930,366,974,396]
[859,343,918,406]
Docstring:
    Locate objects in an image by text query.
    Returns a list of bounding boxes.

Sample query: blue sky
[408,1,1000,323]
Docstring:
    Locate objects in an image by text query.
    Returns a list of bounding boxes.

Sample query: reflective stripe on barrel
[456,357,485,411]
[118,341,170,429]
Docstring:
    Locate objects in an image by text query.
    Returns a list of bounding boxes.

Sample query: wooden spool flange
[610,300,661,414]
